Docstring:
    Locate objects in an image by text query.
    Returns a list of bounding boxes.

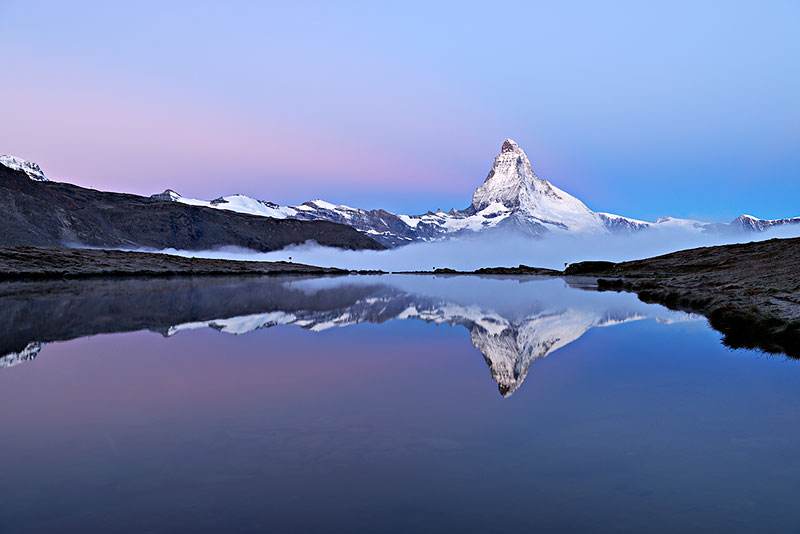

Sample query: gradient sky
[1,1,798,220]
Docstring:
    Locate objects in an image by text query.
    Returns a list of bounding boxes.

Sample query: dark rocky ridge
[0,165,384,251]
[0,247,346,280]
[565,238,800,356]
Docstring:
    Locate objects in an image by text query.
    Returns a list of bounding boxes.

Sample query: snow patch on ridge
[731,213,800,232]
[152,190,299,219]
[0,155,48,181]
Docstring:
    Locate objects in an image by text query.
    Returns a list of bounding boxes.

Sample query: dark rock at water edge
[0,246,346,280]
[567,238,800,357]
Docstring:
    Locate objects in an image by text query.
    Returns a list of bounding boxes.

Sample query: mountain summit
[472,138,538,210]
[472,139,605,234]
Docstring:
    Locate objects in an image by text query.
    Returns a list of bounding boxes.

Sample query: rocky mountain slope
[152,139,800,246]
[0,160,383,251]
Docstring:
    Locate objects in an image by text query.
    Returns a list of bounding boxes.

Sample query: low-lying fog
[139,225,800,272]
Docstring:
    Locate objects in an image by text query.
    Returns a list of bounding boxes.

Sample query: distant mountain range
[150,139,799,247]
[3,140,798,250]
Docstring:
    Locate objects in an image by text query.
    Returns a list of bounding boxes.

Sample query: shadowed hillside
[0,165,384,252]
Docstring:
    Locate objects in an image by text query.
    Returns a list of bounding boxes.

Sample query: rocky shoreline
[2,239,799,357]
[398,239,800,356]
[565,238,800,357]
[396,265,561,276]
[0,247,348,279]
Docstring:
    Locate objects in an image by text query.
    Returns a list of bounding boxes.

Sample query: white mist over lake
[136,225,800,272]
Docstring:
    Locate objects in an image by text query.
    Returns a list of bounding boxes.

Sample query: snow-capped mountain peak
[731,213,800,232]
[500,137,518,152]
[0,155,48,181]
[596,212,651,232]
[472,138,538,211]
[472,139,605,233]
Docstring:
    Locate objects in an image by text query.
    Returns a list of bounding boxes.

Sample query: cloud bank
[139,225,800,272]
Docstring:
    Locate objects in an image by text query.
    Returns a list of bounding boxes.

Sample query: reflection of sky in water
[1,275,800,532]
[1,275,699,397]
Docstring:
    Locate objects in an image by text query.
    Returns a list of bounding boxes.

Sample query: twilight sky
[1,1,798,220]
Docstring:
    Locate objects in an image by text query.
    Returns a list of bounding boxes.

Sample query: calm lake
[2,275,800,533]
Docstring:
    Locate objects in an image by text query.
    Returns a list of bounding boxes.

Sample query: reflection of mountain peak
[0,277,694,396]
[161,292,649,397]
[471,309,645,397]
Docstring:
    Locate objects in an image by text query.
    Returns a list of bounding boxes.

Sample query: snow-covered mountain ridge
[0,155,48,181]
[731,214,800,232]
[4,142,798,248]
[153,138,617,245]
[145,139,800,246]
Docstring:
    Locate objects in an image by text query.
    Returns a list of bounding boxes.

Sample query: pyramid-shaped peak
[469,139,606,233]
[501,138,520,152]
[472,139,539,211]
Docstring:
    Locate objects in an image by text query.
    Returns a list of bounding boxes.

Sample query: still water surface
[2,275,800,533]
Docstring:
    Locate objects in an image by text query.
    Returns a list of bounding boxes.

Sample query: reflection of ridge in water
[0,276,693,397]
[0,342,42,369]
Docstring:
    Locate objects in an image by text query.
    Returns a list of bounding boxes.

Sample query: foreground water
[2,274,800,533]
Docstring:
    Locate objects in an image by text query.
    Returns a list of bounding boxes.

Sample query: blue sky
[1,1,798,220]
